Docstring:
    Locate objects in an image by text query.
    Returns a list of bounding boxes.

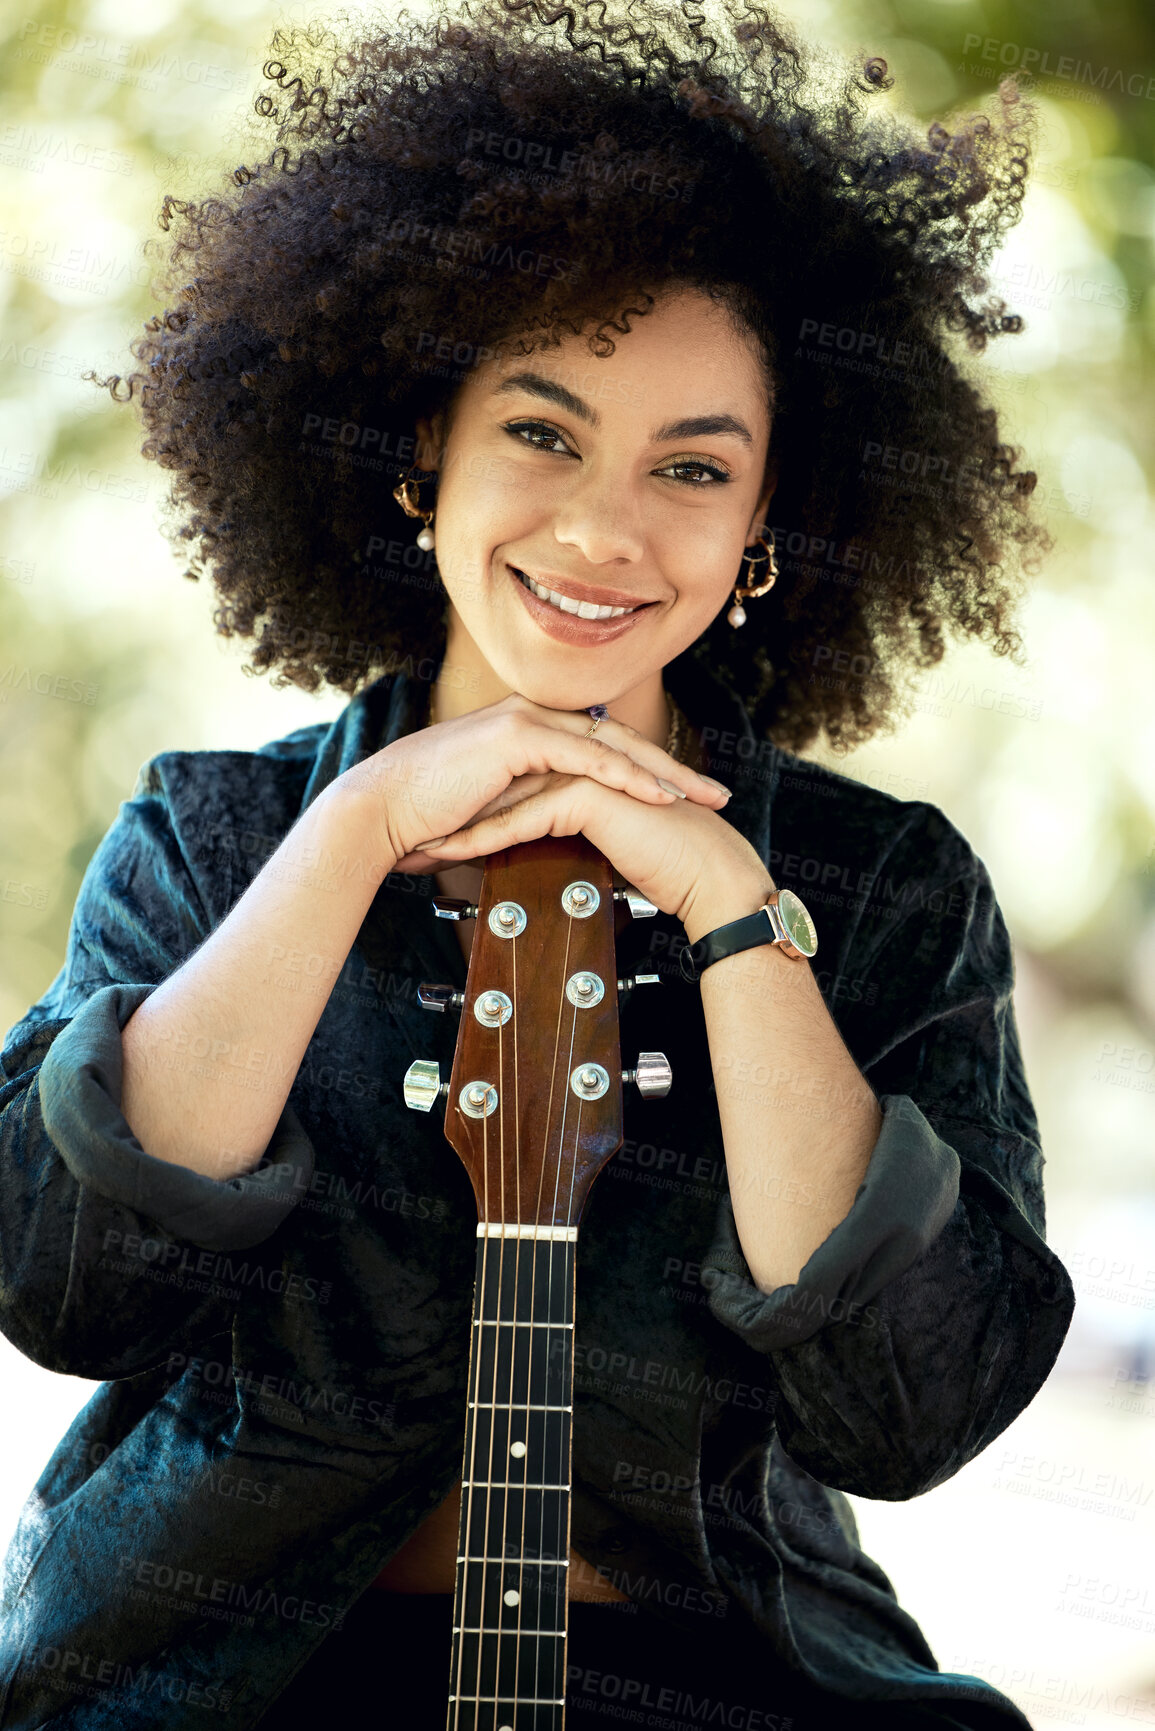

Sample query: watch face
[777,888,818,957]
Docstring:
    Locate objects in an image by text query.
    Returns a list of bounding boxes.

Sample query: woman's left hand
[417,734,772,937]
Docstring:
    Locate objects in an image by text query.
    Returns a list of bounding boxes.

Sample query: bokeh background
[1,0,1153,1722]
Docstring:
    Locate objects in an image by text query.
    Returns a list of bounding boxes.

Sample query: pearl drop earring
[392,466,436,551]
[728,534,778,627]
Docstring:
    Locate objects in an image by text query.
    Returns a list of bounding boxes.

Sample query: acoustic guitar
[402,833,669,1729]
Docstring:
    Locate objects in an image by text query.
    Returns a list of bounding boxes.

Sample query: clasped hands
[339,691,774,943]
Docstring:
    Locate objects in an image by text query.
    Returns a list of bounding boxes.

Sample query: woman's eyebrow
[491,370,754,446]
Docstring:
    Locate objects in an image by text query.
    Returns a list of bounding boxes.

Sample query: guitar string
[452,893,510,1730]
[562,924,586,1667]
[457,914,520,1724]
[453,1037,489,1731]
[522,900,576,1714]
[449,1101,477,1730]
[509,926,526,1713]
[476,911,514,1724]
[491,947,509,1721]
[543,931,582,1719]
[543,976,588,1717]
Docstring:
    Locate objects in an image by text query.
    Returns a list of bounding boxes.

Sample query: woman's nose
[547,464,647,564]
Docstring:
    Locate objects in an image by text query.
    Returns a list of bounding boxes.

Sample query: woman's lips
[507,564,656,646]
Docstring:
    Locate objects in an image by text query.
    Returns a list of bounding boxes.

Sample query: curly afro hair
[96,0,1051,755]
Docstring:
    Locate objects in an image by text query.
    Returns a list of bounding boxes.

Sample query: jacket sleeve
[699,814,1075,1501]
[0,758,316,1381]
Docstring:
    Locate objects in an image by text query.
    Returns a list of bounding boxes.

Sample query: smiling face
[415,284,777,737]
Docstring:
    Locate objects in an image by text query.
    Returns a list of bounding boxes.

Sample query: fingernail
[423,836,448,848]
[698,776,732,796]
[656,778,687,800]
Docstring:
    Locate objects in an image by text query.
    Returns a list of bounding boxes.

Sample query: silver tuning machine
[431,897,478,921]
[417,983,465,1012]
[622,1052,672,1098]
[617,971,661,994]
[612,886,658,919]
[402,1059,449,1112]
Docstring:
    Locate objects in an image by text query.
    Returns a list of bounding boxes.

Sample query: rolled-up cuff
[37,983,316,1252]
[701,1093,960,1351]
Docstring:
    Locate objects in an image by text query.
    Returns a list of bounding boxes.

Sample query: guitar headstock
[441,834,623,1230]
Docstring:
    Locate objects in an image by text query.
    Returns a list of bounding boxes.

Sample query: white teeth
[517,569,631,619]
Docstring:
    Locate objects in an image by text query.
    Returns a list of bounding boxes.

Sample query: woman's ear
[749,452,778,538]
[413,408,446,473]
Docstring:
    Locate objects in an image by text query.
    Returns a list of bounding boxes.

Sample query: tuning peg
[402,1059,450,1112]
[417,982,465,1012]
[432,896,478,921]
[622,1051,672,1098]
[616,972,662,993]
[612,886,658,919]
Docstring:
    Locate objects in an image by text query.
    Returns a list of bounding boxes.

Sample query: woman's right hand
[331,690,727,877]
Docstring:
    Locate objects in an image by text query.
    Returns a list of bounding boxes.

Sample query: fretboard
[447,1225,576,1731]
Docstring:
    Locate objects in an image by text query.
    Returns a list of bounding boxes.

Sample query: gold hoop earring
[728,533,778,628]
[392,465,436,552]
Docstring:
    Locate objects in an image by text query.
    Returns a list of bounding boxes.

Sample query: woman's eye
[502,421,730,486]
[504,420,573,455]
[659,459,731,486]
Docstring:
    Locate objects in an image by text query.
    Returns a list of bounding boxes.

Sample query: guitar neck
[449,1226,576,1730]
[434,835,630,1729]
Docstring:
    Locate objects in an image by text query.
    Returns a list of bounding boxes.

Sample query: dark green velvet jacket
[0,654,1074,1727]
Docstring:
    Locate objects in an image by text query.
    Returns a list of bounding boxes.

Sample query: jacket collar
[297,669,421,816]
[296,649,780,864]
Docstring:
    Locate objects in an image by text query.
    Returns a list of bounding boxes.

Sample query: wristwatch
[679,888,818,983]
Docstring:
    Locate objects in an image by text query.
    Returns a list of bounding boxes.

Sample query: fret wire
[461,1480,570,1490]
[477,1223,578,1239]
[467,1401,571,1410]
[472,1319,574,1328]
[457,1556,569,1566]
[447,1697,567,1707]
[454,1627,565,1637]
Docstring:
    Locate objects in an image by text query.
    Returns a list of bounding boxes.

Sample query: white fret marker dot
[510,1441,527,1458]
[504,1589,520,1606]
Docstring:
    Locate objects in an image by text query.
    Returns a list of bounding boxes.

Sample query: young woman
[0,2,1074,1726]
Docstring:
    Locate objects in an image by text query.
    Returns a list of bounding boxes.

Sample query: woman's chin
[494,670,638,713]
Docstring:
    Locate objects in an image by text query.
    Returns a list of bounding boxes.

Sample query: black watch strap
[679,906,778,983]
